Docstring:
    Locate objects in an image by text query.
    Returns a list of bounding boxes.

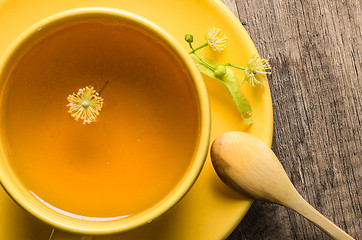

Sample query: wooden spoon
[211,131,354,240]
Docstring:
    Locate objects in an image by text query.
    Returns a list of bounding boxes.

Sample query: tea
[0,19,200,219]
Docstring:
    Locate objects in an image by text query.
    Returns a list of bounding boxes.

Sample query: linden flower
[205,27,228,52]
[67,86,104,124]
[243,56,272,87]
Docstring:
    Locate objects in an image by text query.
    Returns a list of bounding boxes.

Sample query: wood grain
[220,0,362,239]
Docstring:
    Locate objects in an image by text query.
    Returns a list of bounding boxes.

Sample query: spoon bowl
[211,131,354,240]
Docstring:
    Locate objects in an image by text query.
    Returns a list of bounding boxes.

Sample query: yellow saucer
[0,0,273,239]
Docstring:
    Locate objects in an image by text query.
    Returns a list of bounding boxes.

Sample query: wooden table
[220,0,361,239]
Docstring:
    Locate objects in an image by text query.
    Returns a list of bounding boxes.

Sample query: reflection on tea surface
[1,20,200,218]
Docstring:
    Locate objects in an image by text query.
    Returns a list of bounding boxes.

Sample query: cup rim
[0,7,211,235]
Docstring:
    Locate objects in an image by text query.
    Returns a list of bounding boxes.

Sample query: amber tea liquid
[0,20,200,218]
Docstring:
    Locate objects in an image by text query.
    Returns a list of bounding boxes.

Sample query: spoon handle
[283,191,355,240]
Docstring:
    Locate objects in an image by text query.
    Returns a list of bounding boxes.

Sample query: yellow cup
[0,7,210,239]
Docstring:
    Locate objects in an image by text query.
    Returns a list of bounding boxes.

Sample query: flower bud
[214,65,227,77]
[185,34,194,43]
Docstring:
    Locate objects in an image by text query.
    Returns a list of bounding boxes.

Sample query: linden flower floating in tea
[185,28,271,124]
[67,82,108,124]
